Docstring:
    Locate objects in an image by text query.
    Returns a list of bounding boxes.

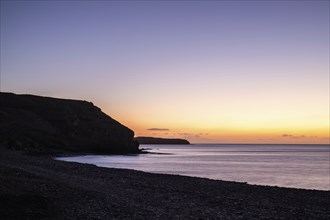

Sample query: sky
[1,0,329,144]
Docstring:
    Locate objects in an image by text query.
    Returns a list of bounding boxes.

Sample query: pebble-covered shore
[0,151,329,219]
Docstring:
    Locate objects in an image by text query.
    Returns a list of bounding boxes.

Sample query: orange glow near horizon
[100,78,330,144]
[106,107,329,144]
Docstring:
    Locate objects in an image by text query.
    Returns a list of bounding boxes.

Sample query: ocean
[57,144,330,190]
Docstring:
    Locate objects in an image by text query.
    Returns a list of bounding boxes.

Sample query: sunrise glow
[1,1,329,144]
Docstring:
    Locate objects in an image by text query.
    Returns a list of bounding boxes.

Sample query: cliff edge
[0,92,139,154]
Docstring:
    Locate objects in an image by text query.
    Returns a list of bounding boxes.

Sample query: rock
[134,136,190,145]
[0,92,140,154]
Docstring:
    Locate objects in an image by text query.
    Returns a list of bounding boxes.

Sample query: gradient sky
[1,1,329,144]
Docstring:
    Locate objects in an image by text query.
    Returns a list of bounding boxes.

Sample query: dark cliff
[135,137,190,145]
[0,92,139,154]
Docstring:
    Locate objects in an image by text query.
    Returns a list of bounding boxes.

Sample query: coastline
[1,150,329,219]
[56,153,329,191]
[56,144,330,191]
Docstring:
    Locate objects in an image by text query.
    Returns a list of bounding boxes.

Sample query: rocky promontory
[135,136,190,145]
[0,92,139,154]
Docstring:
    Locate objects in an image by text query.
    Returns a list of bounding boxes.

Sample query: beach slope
[0,151,329,219]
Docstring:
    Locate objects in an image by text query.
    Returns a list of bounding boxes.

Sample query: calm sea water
[57,144,330,190]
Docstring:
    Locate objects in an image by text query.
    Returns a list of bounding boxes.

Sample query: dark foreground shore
[0,151,329,219]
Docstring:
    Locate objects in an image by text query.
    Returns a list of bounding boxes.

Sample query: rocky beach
[1,150,329,219]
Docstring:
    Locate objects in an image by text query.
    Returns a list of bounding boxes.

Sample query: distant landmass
[0,92,140,154]
[134,136,190,145]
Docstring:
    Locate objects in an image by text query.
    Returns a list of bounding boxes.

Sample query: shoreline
[56,155,329,192]
[55,146,330,192]
[1,150,329,219]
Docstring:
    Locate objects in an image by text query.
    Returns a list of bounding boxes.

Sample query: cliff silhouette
[135,136,190,145]
[0,92,139,154]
